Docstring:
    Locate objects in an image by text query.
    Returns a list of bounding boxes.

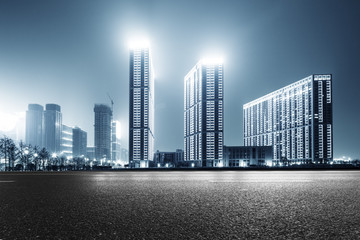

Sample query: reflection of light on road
[0,180,15,183]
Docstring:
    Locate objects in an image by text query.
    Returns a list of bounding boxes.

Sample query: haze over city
[0,0,359,159]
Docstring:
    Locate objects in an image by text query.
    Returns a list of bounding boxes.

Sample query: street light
[24,149,29,171]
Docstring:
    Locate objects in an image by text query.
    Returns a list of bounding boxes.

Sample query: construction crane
[107,93,114,113]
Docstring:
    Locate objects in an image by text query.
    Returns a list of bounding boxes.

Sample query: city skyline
[1,0,360,159]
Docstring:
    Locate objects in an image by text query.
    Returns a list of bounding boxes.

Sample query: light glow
[200,57,224,65]
[0,112,19,132]
[128,39,150,49]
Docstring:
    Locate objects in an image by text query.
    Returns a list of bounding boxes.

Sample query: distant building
[86,146,95,161]
[184,59,224,167]
[111,121,121,162]
[121,148,129,165]
[72,127,87,157]
[175,149,184,164]
[44,104,62,153]
[25,104,44,148]
[129,45,155,168]
[243,74,333,164]
[154,151,176,167]
[223,146,273,167]
[61,124,73,156]
[94,104,112,162]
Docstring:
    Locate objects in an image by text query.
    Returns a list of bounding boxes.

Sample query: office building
[243,74,333,163]
[184,59,224,167]
[44,104,62,153]
[72,127,87,157]
[223,146,273,167]
[129,44,155,168]
[25,104,44,148]
[61,124,73,156]
[94,104,112,162]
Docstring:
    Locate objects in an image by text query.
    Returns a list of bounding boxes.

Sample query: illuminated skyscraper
[129,44,155,168]
[44,104,62,153]
[26,104,44,148]
[243,74,333,164]
[184,59,224,167]
[94,104,112,162]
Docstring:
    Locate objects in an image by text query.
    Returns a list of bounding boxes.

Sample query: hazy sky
[0,0,359,158]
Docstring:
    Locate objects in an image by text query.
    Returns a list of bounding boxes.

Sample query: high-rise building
[44,104,62,153]
[129,44,155,168]
[111,120,121,162]
[72,127,87,157]
[94,104,112,162]
[61,124,73,156]
[184,59,224,167]
[25,104,44,148]
[243,74,333,164]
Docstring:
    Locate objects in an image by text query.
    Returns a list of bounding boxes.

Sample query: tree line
[0,136,89,171]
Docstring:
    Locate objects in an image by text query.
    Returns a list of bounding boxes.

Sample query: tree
[38,148,50,171]
[0,136,17,171]
[17,141,30,171]
[31,145,40,171]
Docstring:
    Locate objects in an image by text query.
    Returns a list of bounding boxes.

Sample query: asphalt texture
[0,171,360,239]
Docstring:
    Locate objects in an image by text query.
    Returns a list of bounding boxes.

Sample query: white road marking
[0,180,15,183]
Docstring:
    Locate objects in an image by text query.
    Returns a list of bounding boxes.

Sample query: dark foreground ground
[0,171,359,239]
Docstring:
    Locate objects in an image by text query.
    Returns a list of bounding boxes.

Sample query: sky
[0,0,359,159]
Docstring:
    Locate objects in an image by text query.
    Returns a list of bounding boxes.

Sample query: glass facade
[44,104,62,154]
[184,60,224,167]
[243,74,333,163]
[25,104,44,148]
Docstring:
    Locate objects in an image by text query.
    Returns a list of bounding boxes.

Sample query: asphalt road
[0,171,359,239]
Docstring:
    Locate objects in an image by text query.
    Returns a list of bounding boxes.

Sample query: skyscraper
[25,104,44,148]
[72,127,87,157]
[94,104,112,162]
[129,44,155,168]
[243,74,333,164]
[184,59,224,167]
[44,104,62,153]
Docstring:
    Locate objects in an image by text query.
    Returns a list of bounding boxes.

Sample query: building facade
[129,46,155,168]
[153,151,176,167]
[61,124,73,156]
[223,146,273,167]
[111,120,121,162]
[72,127,87,157]
[94,104,112,162]
[184,59,224,167]
[44,104,62,153]
[243,74,333,164]
[25,104,44,148]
